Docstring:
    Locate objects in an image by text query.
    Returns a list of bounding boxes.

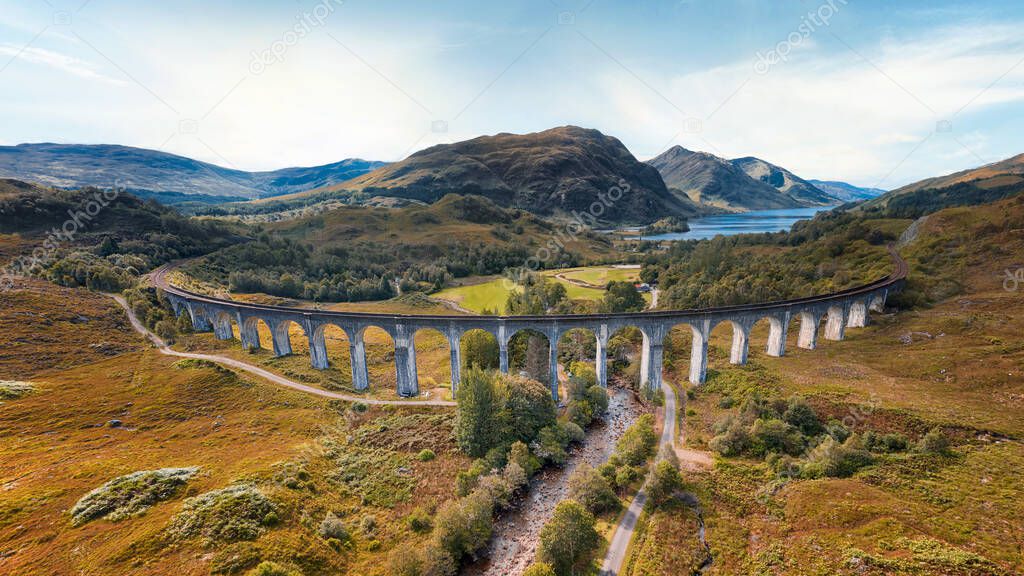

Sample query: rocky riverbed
[464,386,645,576]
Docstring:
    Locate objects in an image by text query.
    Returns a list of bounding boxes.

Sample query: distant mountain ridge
[0,143,385,199]
[648,146,842,211]
[807,180,886,202]
[306,125,704,225]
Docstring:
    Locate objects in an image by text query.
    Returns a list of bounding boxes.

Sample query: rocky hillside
[861,151,1024,216]
[648,146,846,211]
[807,179,886,202]
[310,126,702,225]
[0,143,384,200]
[732,156,835,205]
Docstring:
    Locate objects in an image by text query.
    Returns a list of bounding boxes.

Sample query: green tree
[462,330,499,371]
[647,451,682,506]
[501,374,557,444]
[603,281,645,312]
[567,464,620,514]
[523,562,557,576]
[537,500,600,575]
[456,367,505,457]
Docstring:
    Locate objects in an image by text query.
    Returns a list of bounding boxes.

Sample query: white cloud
[600,22,1024,187]
[0,44,125,84]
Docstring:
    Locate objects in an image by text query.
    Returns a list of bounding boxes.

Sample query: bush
[567,464,620,515]
[407,507,433,533]
[456,367,505,457]
[318,513,348,541]
[708,416,750,457]
[456,459,491,497]
[433,488,494,561]
[585,386,609,416]
[166,484,277,545]
[417,449,437,462]
[70,467,199,526]
[509,441,541,478]
[800,435,874,478]
[917,427,950,454]
[360,515,377,536]
[646,451,682,506]
[523,562,557,576]
[502,374,558,443]
[748,418,805,457]
[538,500,600,576]
[565,399,594,428]
[615,414,657,466]
[560,421,585,444]
[863,431,909,453]
[782,397,822,436]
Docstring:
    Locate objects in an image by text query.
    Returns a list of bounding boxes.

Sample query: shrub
[360,515,377,536]
[567,465,620,515]
[782,397,822,436]
[246,561,302,576]
[585,386,609,416]
[166,484,277,545]
[748,418,805,457]
[417,449,437,462]
[70,467,199,526]
[917,427,950,454]
[533,425,569,466]
[538,500,600,576]
[351,402,368,413]
[614,466,643,490]
[560,421,585,444]
[565,399,594,428]
[318,513,348,541]
[708,417,750,457]
[509,441,541,478]
[863,431,909,453]
[407,507,433,532]
[433,489,494,561]
[647,451,682,507]
[523,562,557,576]
[800,435,874,478]
[0,380,34,400]
[456,459,491,497]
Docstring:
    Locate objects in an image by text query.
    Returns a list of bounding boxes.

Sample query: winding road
[600,380,678,575]
[109,294,456,407]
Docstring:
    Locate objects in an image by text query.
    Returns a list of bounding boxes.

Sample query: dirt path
[108,294,456,407]
[465,387,644,576]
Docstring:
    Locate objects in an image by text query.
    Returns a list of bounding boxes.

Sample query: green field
[433,278,521,313]
[552,265,640,287]
[432,266,648,313]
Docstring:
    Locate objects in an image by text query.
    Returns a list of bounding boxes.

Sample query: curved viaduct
[155,250,906,399]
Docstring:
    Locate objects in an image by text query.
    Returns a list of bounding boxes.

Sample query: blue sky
[1,0,1023,189]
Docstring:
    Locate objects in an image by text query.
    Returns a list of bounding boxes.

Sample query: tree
[456,367,505,457]
[615,414,657,466]
[567,464,620,514]
[462,331,499,371]
[524,333,550,383]
[603,281,645,313]
[433,488,494,561]
[538,500,600,575]
[647,451,682,506]
[507,274,568,315]
[782,397,823,436]
[501,374,557,444]
[917,427,950,455]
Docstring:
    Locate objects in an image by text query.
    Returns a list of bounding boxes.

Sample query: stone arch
[748,314,788,358]
[558,327,599,398]
[847,298,870,328]
[357,325,399,395]
[239,315,268,350]
[710,318,751,365]
[460,328,500,373]
[795,309,823,350]
[268,319,307,357]
[412,327,452,400]
[508,328,551,384]
[605,324,643,389]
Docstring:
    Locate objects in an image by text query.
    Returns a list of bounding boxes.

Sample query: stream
[463,386,644,576]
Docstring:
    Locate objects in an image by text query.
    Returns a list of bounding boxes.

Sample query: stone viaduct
[156,250,906,400]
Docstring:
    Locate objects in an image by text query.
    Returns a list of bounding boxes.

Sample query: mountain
[647,146,806,211]
[807,179,886,202]
[731,157,836,205]
[862,152,1024,216]
[0,143,385,200]
[307,126,703,225]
